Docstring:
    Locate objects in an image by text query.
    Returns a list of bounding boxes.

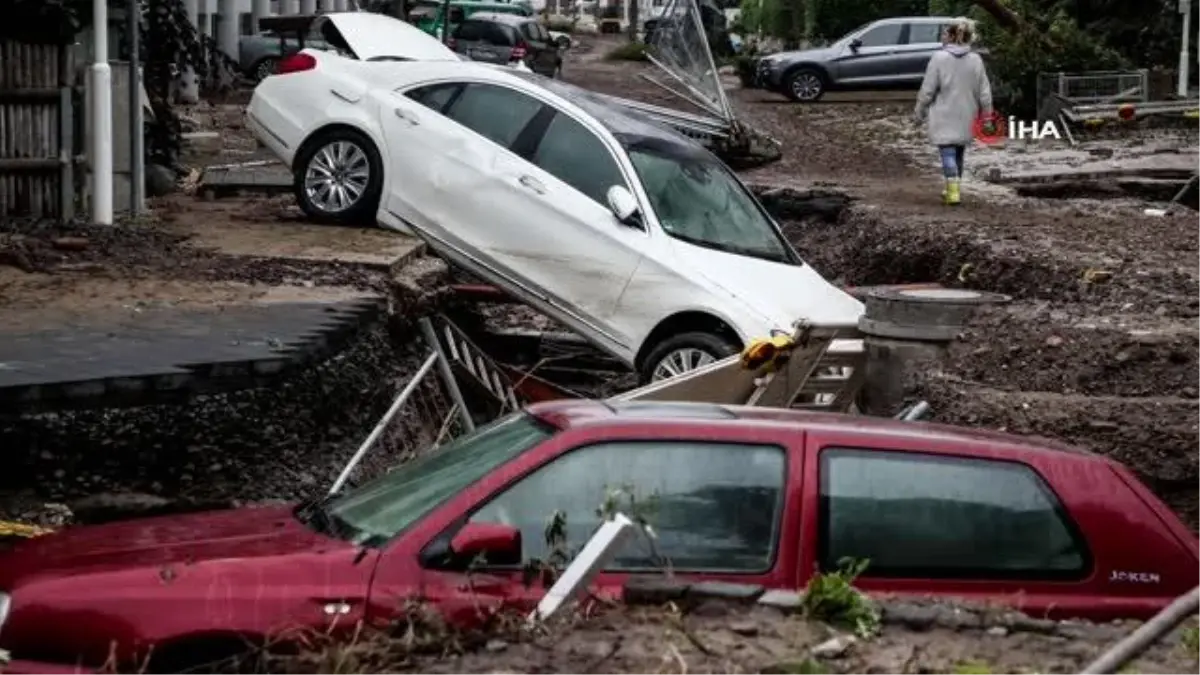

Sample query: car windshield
[315,413,552,546]
[622,136,795,264]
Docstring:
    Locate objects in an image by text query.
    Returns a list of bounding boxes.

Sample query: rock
[145,163,178,197]
[1044,335,1064,347]
[986,625,1009,637]
[729,620,759,637]
[758,589,804,612]
[484,639,508,652]
[688,580,764,602]
[881,601,939,631]
[811,634,856,658]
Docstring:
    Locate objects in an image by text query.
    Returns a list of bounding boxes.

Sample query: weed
[605,41,648,61]
[1183,624,1199,661]
[953,661,993,674]
[800,558,880,639]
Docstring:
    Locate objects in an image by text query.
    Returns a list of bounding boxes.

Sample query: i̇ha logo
[973,111,1062,144]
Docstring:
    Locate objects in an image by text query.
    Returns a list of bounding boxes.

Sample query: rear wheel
[640,331,740,385]
[293,128,383,226]
[555,35,571,50]
[784,67,826,102]
[251,57,279,82]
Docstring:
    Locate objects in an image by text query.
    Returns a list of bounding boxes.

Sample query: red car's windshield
[319,413,552,546]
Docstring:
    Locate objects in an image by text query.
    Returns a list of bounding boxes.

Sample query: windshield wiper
[667,227,790,264]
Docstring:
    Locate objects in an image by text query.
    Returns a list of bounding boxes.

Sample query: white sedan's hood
[314,12,460,62]
[670,239,864,332]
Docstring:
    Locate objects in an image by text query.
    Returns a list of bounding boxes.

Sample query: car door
[379,80,539,262]
[835,22,907,86]
[520,21,558,76]
[892,21,945,84]
[488,105,646,351]
[418,432,802,617]
[797,431,1102,617]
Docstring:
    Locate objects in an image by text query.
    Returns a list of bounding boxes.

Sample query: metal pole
[91,0,114,225]
[418,317,476,434]
[128,0,144,214]
[440,0,452,42]
[1080,586,1200,674]
[1179,0,1192,97]
[328,352,439,495]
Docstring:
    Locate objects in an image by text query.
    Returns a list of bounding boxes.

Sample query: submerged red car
[1,400,1196,670]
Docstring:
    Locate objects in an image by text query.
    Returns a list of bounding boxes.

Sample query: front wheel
[640,331,740,385]
[784,67,826,102]
[293,128,383,226]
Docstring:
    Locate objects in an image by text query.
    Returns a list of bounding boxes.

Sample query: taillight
[510,42,528,60]
[277,52,317,75]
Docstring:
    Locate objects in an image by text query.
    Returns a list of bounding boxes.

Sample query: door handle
[518,174,545,194]
[393,107,420,126]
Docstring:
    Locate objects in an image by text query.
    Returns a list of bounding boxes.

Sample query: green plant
[801,558,880,638]
[953,661,993,674]
[604,41,648,61]
[1183,624,1199,661]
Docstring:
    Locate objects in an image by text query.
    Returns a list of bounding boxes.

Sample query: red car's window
[468,440,786,573]
[325,413,552,545]
[818,448,1091,580]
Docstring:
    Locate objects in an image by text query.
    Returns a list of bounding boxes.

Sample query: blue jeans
[938,145,965,179]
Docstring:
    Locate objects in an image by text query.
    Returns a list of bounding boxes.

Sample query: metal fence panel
[0,40,75,221]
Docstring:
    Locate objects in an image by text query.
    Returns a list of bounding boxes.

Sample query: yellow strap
[0,521,52,538]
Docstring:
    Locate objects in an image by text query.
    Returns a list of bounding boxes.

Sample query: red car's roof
[527,399,1101,461]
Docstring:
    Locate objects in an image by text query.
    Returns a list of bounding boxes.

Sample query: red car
[1,400,1196,670]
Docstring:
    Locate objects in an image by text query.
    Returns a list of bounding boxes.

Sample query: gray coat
[914,45,993,146]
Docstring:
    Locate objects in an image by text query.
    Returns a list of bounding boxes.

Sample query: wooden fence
[0,40,76,222]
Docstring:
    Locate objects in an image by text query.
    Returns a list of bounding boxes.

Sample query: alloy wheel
[791,72,823,101]
[255,59,278,81]
[303,141,371,214]
[651,347,717,381]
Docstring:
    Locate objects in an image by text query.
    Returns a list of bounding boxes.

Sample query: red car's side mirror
[450,522,522,566]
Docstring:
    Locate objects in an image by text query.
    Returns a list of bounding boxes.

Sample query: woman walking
[913,17,994,205]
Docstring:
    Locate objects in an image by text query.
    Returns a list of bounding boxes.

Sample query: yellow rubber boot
[943,179,961,205]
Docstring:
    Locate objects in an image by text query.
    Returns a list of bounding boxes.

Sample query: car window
[324,414,552,546]
[455,20,485,41]
[907,22,942,45]
[486,23,516,45]
[819,448,1090,580]
[469,440,786,571]
[444,83,544,149]
[530,112,627,206]
[405,83,461,112]
[857,22,903,47]
[520,22,537,41]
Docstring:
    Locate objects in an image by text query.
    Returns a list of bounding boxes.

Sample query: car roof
[502,70,708,151]
[466,11,532,24]
[526,399,1103,461]
[876,15,955,23]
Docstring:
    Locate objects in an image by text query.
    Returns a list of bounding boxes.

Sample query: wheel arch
[291,122,383,175]
[633,310,744,372]
[143,630,264,671]
[782,61,831,85]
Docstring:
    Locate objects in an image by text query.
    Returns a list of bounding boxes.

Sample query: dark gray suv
[754,16,976,102]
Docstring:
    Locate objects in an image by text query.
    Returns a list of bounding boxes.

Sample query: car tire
[784,67,826,102]
[640,331,740,385]
[293,128,383,227]
[555,35,571,50]
[251,57,279,82]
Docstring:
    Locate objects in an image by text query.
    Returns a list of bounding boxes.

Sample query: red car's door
[794,428,1191,620]
[405,423,808,623]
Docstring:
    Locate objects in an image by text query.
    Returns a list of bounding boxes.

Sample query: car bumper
[245,108,295,169]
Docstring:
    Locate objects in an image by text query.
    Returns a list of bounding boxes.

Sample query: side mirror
[450,521,522,566]
[606,185,641,227]
[849,37,863,51]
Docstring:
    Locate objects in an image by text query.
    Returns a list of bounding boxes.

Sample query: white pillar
[333,0,348,11]
[300,0,316,13]
[217,0,239,59]
[251,0,271,32]
[316,0,333,13]
[280,0,299,13]
[1179,0,1193,97]
[90,0,113,225]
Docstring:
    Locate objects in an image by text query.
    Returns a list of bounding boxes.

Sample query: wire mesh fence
[1036,70,1149,116]
[645,0,727,118]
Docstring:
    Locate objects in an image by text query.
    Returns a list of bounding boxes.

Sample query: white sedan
[247,12,863,383]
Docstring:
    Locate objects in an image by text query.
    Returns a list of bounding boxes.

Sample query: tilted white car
[248,13,864,383]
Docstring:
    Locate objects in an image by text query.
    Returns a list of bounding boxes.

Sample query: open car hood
[313,11,460,62]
